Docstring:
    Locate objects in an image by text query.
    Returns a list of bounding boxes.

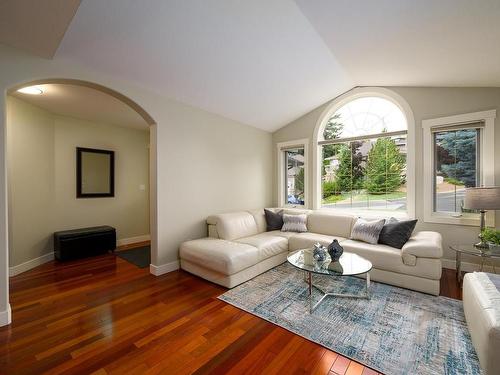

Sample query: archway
[2,78,158,325]
[8,79,156,126]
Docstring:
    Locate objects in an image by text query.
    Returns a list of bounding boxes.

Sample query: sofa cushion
[248,209,268,233]
[206,211,258,241]
[341,239,442,280]
[264,208,283,231]
[378,218,418,249]
[307,211,356,238]
[350,218,385,244]
[289,232,348,251]
[401,231,443,259]
[267,230,296,239]
[281,213,308,233]
[236,232,288,262]
[179,238,258,275]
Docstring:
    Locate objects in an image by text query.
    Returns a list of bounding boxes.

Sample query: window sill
[319,207,412,220]
[423,212,480,226]
[283,204,307,210]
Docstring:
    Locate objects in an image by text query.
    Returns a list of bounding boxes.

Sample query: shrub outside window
[433,127,481,214]
[422,110,495,226]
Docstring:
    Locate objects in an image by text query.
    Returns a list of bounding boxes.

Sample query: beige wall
[153,100,273,266]
[273,87,500,264]
[53,114,150,241]
[0,44,274,321]
[6,96,150,267]
[6,96,55,268]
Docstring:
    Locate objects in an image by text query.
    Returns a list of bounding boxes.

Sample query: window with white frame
[423,110,496,225]
[277,139,308,207]
[284,148,305,205]
[318,97,409,214]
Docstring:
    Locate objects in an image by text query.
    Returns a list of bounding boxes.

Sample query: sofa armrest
[401,231,443,259]
[205,212,258,241]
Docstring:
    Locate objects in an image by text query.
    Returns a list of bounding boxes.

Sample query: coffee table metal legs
[456,251,462,283]
[306,271,371,313]
[308,271,312,297]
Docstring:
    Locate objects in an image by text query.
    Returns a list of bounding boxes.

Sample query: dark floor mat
[116,246,150,268]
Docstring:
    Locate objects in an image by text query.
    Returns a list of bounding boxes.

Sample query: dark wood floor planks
[0,252,461,375]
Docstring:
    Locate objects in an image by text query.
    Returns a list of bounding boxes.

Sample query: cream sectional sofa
[179,208,443,295]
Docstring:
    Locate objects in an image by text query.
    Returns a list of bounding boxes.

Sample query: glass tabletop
[287,249,372,276]
[449,244,500,258]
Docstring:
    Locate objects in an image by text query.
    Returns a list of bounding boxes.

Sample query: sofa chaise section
[180,211,290,288]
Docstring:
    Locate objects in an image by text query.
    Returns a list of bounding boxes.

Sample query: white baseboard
[9,252,54,277]
[117,234,150,247]
[442,258,498,273]
[0,304,12,326]
[150,260,180,276]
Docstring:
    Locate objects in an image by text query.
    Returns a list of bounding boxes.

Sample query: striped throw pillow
[350,218,385,244]
[281,213,308,233]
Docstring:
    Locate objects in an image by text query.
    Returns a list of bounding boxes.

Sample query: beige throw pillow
[350,218,385,244]
[281,213,308,233]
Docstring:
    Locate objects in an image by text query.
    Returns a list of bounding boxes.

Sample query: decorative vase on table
[313,243,327,262]
[327,239,343,262]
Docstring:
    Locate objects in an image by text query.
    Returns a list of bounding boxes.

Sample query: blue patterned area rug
[218,263,481,375]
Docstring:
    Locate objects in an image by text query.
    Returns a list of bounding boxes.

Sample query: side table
[449,244,499,283]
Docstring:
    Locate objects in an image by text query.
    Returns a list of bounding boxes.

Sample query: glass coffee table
[287,249,372,313]
[450,244,500,283]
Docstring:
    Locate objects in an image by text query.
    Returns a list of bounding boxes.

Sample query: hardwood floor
[0,253,461,375]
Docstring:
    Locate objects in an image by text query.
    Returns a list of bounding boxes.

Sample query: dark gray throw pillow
[378,218,418,249]
[264,209,284,231]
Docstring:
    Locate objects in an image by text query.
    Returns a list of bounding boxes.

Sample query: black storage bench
[54,226,116,261]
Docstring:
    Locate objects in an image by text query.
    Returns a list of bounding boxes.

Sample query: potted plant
[481,227,500,254]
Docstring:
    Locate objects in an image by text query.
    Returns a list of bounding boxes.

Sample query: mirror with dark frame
[76,147,115,198]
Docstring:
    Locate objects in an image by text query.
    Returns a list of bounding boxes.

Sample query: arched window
[316,90,414,216]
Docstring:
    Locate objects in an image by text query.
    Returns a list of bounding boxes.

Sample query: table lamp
[464,186,500,249]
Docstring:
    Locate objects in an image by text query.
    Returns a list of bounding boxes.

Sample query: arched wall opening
[2,78,158,325]
[312,87,416,217]
[8,79,156,126]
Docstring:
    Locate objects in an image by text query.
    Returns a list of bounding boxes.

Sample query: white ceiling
[3,1,500,132]
[55,0,352,131]
[11,84,149,130]
[295,0,500,87]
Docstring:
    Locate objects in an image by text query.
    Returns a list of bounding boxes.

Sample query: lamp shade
[464,187,500,210]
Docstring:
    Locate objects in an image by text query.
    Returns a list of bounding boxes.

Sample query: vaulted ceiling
[2,0,500,132]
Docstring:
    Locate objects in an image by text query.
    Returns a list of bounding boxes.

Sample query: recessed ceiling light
[17,86,43,95]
